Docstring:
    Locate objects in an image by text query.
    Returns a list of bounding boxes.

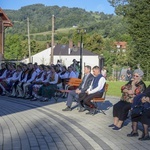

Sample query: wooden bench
[54,78,82,102]
[91,83,109,115]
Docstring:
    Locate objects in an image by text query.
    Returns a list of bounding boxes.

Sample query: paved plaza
[0,95,149,150]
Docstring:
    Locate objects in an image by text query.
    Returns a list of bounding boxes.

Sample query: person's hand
[123,89,128,93]
[86,91,90,95]
[141,97,149,103]
[75,89,81,94]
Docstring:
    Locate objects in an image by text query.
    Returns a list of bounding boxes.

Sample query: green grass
[30,27,75,36]
[107,81,150,97]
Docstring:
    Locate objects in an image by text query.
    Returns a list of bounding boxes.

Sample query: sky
[0,0,115,14]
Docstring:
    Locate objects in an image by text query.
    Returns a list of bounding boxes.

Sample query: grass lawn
[107,81,150,97]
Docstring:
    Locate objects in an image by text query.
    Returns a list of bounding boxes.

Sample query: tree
[4,34,24,60]
[108,0,150,80]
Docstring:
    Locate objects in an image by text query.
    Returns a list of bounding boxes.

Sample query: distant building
[114,41,127,53]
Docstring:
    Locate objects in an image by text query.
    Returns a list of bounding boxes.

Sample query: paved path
[0,95,149,150]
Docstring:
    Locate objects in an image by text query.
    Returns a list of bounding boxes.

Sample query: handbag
[131,105,144,119]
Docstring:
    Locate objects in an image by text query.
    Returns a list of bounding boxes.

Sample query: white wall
[22,48,51,65]
[22,48,99,69]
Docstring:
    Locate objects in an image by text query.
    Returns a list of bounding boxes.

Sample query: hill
[4,4,125,39]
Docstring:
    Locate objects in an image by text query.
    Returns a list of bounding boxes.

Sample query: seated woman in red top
[109,69,146,130]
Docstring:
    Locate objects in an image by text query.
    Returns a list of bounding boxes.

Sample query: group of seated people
[108,69,150,141]
[62,66,150,141]
[0,62,149,141]
[0,61,79,101]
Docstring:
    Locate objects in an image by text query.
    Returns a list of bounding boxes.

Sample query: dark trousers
[113,101,131,121]
[79,92,103,108]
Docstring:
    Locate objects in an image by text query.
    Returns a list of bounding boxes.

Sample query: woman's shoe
[40,98,49,102]
[30,97,38,101]
[138,133,145,140]
[112,126,122,131]
[127,131,139,137]
[108,124,115,127]
[139,135,150,141]
[1,92,6,96]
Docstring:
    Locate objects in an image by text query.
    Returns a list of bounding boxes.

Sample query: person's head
[34,62,38,69]
[68,66,73,72]
[51,66,56,73]
[22,64,28,71]
[73,59,77,64]
[1,63,6,69]
[133,69,144,82]
[92,66,100,77]
[44,65,51,72]
[16,65,22,72]
[39,64,45,71]
[62,66,67,72]
[28,63,33,70]
[84,65,91,74]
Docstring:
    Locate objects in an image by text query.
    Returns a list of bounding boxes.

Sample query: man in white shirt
[79,66,106,115]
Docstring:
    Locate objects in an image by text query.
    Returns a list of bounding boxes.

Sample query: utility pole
[27,17,31,63]
[50,15,55,64]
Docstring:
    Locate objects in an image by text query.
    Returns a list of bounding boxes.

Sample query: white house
[22,44,103,70]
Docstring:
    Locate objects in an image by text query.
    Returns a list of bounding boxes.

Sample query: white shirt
[59,72,68,79]
[67,71,76,78]
[87,76,106,94]
[0,70,7,79]
[6,71,22,83]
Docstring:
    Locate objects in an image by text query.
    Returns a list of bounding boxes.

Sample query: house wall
[22,48,51,64]
[22,48,100,70]
[55,55,99,68]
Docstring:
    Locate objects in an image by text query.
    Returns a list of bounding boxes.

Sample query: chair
[53,78,82,102]
[91,83,109,115]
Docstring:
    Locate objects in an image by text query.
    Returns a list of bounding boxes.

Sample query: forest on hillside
[4,4,127,40]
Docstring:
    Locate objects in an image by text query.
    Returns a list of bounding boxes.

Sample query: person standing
[126,67,133,81]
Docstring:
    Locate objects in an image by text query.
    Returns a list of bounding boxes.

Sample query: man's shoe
[86,111,92,115]
[112,126,122,131]
[127,131,139,137]
[108,124,115,127]
[30,97,38,101]
[139,135,150,141]
[78,107,85,112]
[1,92,6,96]
[62,107,71,111]
[40,98,49,102]
[86,108,97,115]
[17,95,24,98]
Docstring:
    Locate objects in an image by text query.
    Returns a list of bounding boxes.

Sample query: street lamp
[77,29,86,79]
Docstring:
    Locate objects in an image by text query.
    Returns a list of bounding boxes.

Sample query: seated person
[109,69,146,130]
[61,66,77,98]
[0,65,22,96]
[62,65,94,111]
[28,64,45,100]
[78,66,106,115]
[38,66,58,102]
[127,85,150,141]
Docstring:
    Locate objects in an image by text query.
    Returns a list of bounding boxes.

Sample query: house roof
[0,8,13,27]
[114,41,127,49]
[53,44,98,56]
